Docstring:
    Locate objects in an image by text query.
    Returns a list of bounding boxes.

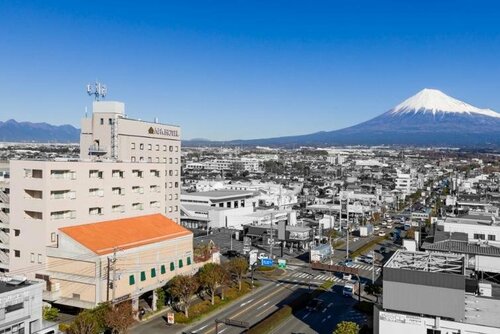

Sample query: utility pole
[372,250,375,284]
[111,248,118,304]
[346,219,350,260]
[106,257,111,302]
[269,213,274,258]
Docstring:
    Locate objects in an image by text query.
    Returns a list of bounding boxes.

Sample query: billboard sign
[261,258,273,267]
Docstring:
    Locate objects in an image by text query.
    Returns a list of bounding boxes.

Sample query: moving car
[378,231,386,237]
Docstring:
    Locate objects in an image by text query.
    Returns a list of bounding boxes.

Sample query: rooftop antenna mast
[86,81,107,101]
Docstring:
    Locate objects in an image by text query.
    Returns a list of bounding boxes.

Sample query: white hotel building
[6,100,182,276]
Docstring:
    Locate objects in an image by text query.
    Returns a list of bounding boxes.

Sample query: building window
[156,157,160,163]
[178,259,183,268]
[38,254,42,264]
[5,302,23,313]
[169,170,173,176]
[170,262,175,271]
[161,265,166,274]
[108,118,113,125]
[169,146,173,152]
[175,170,179,176]
[131,156,136,162]
[14,229,20,236]
[187,257,191,265]
[175,146,179,152]
[140,271,146,281]
[175,158,179,164]
[148,144,152,151]
[169,158,173,164]
[131,143,136,150]
[474,233,486,240]
[426,330,441,334]
[89,207,103,215]
[163,157,167,163]
[163,145,167,151]
[151,268,156,278]
[168,194,172,200]
[175,205,178,212]
[175,194,178,200]
[14,250,20,257]
[100,118,104,125]
[175,182,178,188]
[148,157,152,163]
[51,232,56,242]
[488,235,496,241]
[30,253,35,263]
[156,144,160,151]
[140,143,144,150]
[129,275,135,285]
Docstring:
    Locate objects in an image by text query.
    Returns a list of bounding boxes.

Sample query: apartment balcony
[0,190,9,204]
[0,250,9,266]
[88,145,107,156]
[0,210,8,225]
[0,230,9,248]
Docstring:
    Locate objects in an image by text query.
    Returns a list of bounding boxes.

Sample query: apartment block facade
[8,160,167,275]
[0,165,9,272]
[80,101,181,222]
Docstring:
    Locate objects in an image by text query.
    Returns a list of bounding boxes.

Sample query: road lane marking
[256,301,270,310]
[219,329,227,333]
[327,315,331,319]
[321,318,326,323]
[240,298,254,307]
[195,325,208,332]
[302,312,310,319]
[327,302,333,308]
[255,305,276,318]
[322,308,327,313]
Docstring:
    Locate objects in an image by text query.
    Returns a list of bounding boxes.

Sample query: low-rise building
[43,214,193,311]
[375,250,500,334]
[0,276,57,334]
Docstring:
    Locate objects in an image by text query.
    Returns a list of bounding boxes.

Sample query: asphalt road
[270,285,368,334]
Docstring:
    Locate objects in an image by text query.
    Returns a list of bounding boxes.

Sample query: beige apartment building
[43,214,194,310]
[80,101,181,222]
[8,160,167,274]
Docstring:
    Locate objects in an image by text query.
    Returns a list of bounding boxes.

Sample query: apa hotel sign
[148,127,179,137]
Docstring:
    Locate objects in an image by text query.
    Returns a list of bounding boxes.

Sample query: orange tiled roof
[59,214,192,255]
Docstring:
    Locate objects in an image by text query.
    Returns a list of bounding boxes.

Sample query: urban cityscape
[1,2,500,334]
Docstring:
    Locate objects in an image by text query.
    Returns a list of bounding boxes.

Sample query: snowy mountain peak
[389,88,500,118]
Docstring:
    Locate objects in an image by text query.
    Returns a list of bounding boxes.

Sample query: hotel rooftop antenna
[86,81,107,101]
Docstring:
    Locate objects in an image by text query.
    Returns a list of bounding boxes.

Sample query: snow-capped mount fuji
[389,88,500,118]
[195,88,500,148]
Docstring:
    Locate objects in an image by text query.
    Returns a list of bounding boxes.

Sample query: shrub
[42,306,59,321]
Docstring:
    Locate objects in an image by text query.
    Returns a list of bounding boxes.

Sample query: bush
[42,306,59,321]
[58,323,71,333]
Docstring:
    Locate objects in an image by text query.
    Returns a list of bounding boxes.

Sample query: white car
[387,224,393,229]
[343,273,352,281]
[374,226,381,231]
[381,221,387,226]
[378,231,386,237]
[258,253,267,260]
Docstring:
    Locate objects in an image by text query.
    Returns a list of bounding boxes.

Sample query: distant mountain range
[2,89,500,147]
[185,88,500,148]
[0,119,80,143]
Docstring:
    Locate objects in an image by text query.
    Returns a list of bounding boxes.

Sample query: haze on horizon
[1,1,500,141]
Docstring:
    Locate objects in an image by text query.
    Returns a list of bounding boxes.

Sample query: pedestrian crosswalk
[289,266,381,284]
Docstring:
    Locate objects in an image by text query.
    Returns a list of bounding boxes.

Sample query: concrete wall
[47,233,194,308]
[80,101,181,223]
[9,160,166,274]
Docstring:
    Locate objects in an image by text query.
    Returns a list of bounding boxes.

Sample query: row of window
[131,143,179,152]
[131,156,179,164]
[473,233,496,241]
[128,257,191,285]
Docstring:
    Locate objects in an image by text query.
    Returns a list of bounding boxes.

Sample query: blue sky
[1,1,500,140]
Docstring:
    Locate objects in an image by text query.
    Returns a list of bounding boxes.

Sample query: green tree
[219,262,231,300]
[364,283,382,303]
[198,263,224,305]
[68,311,99,334]
[228,257,249,291]
[42,305,59,321]
[104,301,136,334]
[169,275,199,318]
[332,321,360,334]
[156,287,166,311]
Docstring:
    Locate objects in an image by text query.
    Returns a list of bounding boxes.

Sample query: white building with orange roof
[43,213,194,311]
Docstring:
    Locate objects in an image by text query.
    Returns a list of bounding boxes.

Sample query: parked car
[374,226,381,231]
[224,250,241,258]
[378,231,386,237]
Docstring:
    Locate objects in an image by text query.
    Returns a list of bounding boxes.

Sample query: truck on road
[343,281,359,298]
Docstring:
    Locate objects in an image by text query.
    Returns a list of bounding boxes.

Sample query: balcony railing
[88,145,107,156]
[0,191,9,204]
[0,211,8,225]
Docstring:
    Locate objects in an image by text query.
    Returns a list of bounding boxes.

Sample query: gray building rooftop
[182,190,255,199]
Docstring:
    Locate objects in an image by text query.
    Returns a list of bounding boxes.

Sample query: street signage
[261,258,273,267]
[278,259,286,269]
[167,312,175,324]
